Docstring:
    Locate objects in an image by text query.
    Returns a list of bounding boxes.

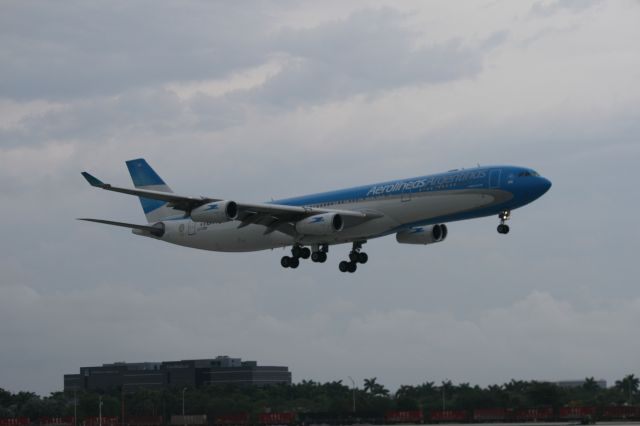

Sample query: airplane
[80,159,551,273]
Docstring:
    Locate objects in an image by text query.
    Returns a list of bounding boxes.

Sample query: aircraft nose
[536,177,552,196]
[541,177,552,192]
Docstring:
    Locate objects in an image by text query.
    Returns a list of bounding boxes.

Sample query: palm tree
[582,377,600,392]
[395,385,415,400]
[364,378,378,394]
[615,374,639,403]
[363,378,389,397]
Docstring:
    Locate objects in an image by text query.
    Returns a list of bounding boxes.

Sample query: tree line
[1,375,638,420]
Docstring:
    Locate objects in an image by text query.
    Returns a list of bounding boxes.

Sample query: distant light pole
[442,386,446,411]
[182,387,187,426]
[347,377,356,413]
[121,385,126,426]
[99,396,103,426]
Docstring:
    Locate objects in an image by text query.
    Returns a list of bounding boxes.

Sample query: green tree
[363,378,388,397]
[615,374,639,403]
[526,381,565,407]
[582,377,600,392]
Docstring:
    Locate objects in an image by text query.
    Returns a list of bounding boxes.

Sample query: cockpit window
[518,170,540,177]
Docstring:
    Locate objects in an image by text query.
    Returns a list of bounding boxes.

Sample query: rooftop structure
[556,379,607,389]
[64,356,291,392]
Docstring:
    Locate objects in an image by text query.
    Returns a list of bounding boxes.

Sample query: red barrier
[428,410,469,422]
[83,417,118,426]
[512,408,553,421]
[601,406,640,419]
[39,418,74,425]
[127,417,163,425]
[257,413,296,425]
[473,408,509,421]
[385,411,423,423]
[558,407,596,419]
[214,414,250,425]
[0,419,30,426]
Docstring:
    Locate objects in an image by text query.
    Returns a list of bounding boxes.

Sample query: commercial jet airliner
[80,159,551,273]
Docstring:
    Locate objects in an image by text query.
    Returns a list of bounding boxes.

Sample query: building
[64,356,291,392]
[556,379,607,389]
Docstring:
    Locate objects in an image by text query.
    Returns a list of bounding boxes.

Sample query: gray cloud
[2,281,639,393]
[1,90,185,147]
[1,7,495,149]
[530,0,603,17]
[0,1,274,100]
[248,9,486,106]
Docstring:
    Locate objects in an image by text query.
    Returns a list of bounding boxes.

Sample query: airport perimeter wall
[3,406,640,426]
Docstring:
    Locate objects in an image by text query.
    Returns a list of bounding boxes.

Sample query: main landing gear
[339,241,368,273]
[281,244,328,268]
[280,245,311,269]
[497,210,511,234]
[310,246,328,263]
[280,242,368,273]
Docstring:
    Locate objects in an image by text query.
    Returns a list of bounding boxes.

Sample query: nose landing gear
[339,241,368,273]
[497,210,511,234]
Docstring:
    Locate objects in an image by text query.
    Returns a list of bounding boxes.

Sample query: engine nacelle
[396,224,448,245]
[191,200,239,223]
[295,213,344,235]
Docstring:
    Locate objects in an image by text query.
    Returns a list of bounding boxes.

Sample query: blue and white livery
[80,159,552,273]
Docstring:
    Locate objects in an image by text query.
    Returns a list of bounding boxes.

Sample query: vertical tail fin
[126,158,181,223]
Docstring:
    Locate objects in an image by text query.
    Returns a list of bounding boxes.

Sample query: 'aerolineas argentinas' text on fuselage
[366,170,488,197]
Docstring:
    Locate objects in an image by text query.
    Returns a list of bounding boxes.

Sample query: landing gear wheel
[497,224,510,234]
[311,252,328,263]
[300,247,311,259]
[339,261,350,273]
[347,262,357,273]
[349,251,368,264]
[289,257,300,268]
[291,246,302,258]
[281,256,291,268]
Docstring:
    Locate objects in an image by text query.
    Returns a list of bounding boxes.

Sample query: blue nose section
[540,177,552,193]
[532,177,552,199]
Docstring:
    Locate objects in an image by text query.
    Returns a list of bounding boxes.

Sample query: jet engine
[295,213,344,235]
[396,224,448,245]
[190,200,239,223]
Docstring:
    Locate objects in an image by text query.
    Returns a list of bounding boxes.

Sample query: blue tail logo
[125,158,178,223]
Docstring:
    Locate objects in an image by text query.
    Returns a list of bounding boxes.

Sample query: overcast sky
[1,0,640,396]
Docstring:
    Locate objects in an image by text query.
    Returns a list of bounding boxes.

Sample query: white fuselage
[152,187,511,252]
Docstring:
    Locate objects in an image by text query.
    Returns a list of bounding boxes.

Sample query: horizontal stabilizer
[78,218,165,237]
[81,172,105,187]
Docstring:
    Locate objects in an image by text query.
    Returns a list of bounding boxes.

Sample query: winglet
[81,172,105,187]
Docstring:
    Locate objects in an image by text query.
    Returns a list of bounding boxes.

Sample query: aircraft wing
[233,202,381,235]
[82,172,382,235]
[82,172,218,211]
